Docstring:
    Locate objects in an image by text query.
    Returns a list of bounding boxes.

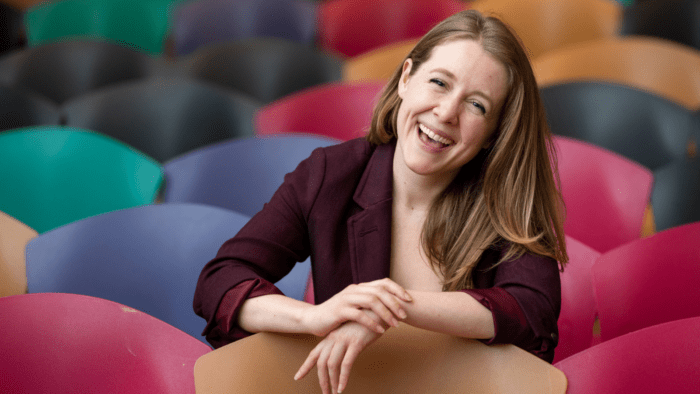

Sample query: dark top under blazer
[193,138,561,362]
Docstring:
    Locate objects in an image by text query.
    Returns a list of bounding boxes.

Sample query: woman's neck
[392,154,456,213]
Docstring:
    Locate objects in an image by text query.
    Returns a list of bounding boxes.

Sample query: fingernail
[399,310,407,319]
[404,293,413,302]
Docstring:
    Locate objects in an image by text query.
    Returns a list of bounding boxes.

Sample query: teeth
[419,124,453,145]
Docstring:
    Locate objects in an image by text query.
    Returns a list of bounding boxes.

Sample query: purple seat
[555,316,700,393]
[554,235,601,363]
[25,203,251,343]
[0,293,211,393]
[171,0,317,56]
[554,136,654,253]
[592,221,700,342]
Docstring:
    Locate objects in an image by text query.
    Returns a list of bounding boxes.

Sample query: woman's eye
[429,78,446,87]
[472,101,486,114]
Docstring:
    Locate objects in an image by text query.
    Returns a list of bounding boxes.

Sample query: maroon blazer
[193,138,561,362]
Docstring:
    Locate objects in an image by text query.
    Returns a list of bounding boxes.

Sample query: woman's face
[394,38,509,182]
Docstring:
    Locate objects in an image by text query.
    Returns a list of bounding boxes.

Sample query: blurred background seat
[162,135,341,302]
[62,77,262,162]
[342,39,418,83]
[179,37,343,103]
[24,203,252,343]
[0,293,212,393]
[532,37,700,110]
[554,136,654,253]
[0,40,171,104]
[23,0,188,54]
[541,81,699,171]
[620,0,700,52]
[0,126,163,233]
[592,221,700,343]
[651,158,700,231]
[317,0,466,58]
[555,316,700,393]
[472,0,621,60]
[0,3,24,56]
[554,236,601,364]
[170,0,317,57]
[255,81,385,141]
[0,85,61,131]
[0,210,36,297]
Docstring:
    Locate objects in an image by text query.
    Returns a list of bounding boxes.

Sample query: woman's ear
[397,59,413,99]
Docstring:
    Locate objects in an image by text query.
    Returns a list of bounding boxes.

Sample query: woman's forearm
[238,294,314,334]
[399,290,495,340]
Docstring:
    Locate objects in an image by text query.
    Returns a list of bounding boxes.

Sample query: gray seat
[0,85,61,131]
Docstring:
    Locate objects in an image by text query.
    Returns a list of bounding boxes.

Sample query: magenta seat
[592,221,700,342]
[553,235,601,363]
[554,136,653,253]
[555,316,700,393]
[255,81,385,141]
[317,0,466,57]
[0,293,211,393]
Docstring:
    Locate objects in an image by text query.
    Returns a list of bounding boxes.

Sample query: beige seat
[342,39,419,83]
[195,324,567,393]
[0,210,37,297]
[472,0,621,60]
[532,37,700,110]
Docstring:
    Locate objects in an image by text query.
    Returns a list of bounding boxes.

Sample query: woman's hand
[294,321,383,394]
[301,278,412,337]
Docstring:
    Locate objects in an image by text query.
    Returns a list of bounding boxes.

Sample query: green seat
[0,126,163,233]
[24,0,186,54]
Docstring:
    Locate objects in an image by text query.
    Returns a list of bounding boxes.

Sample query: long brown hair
[367,10,568,290]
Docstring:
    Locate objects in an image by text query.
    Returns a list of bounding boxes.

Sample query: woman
[194,9,568,394]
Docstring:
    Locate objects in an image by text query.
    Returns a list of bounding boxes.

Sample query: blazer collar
[347,140,396,283]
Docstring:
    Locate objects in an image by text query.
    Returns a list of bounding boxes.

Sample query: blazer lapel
[347,142,395,284]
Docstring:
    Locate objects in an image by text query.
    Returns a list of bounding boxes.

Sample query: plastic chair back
[0,293,211,393]
[651,158,700,231]
[555,316,700,393]
[554,136,654,253]
[25,203,251,342]
[554,236,601,363]
[0,3,23,55]
[171,0,317,56]
[620,0,700,51]
[0,126,163,233]
[195,324,567,393]
[0,210,36,297]
[255,81,385,141]
[342,39,418,83]
[181,37,343,103]
[24,0,184,54]
[62,77,262,162]
[317,0,466,58]
[542,81,699,171]
[592,221,700,342]
[472,0,621,59]
[0,85,61,131]
[0,39,168,104]
[532,37,700,110]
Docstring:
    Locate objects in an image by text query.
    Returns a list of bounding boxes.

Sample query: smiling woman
[194,9,568,394]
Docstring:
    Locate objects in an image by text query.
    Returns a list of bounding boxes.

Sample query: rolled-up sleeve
[464,252,561,363]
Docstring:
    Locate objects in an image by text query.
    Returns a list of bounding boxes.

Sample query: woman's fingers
[316,343,333,394]
[327,341,347,394]
[295,345,320,381]
[338,343,363,393]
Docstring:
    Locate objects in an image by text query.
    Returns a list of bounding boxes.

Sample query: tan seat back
[342,39,419,83]
[195,324,567,393]
[0,211,37,297]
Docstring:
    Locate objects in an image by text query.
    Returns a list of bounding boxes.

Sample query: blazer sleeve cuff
[461,287,531,346]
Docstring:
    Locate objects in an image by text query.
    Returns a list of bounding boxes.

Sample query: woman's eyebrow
[431,67,495,106]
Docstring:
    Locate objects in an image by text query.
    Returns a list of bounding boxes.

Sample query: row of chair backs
[0,292,212,393]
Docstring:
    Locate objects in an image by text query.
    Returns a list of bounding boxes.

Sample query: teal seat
[0,126,163,233]
[24,0,186,54]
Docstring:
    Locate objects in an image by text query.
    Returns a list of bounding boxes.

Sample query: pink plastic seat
[592,221,700,342]
[553,235,601,363]
[554,136,654,253]
[317,0,466,58]
[255,81,385,141]
[0,293,211,393]
[555,316,700,393]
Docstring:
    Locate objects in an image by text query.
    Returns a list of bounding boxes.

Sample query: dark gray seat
[0,85,61,131]
[620,0,700,52]
[651,158,700,231]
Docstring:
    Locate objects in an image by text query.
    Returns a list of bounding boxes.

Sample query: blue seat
[25,203,251,343]
[171,0,317,56]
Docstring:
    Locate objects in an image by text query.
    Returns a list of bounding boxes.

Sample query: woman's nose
[434,95,460,124]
